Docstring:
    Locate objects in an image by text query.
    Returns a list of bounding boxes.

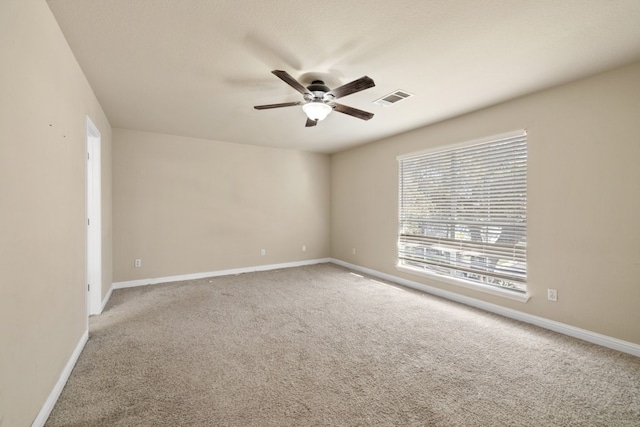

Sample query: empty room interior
[2,0,640,425]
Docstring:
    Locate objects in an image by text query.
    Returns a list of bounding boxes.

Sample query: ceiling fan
[254,70,376,127]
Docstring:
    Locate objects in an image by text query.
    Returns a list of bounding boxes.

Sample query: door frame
[86,115,102,316]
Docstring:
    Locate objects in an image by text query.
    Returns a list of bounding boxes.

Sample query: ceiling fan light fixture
[254,70,375,127]
[302,101,332,121]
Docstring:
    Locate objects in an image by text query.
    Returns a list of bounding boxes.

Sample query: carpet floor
[46,263,640,426]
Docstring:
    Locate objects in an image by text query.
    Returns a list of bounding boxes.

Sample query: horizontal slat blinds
[398,132,527,292]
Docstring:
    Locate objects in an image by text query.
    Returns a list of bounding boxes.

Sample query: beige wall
[112,129,330,282]
[0,1,112,425]
[331,61,640,345]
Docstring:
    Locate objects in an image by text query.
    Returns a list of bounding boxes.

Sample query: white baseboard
[112,258,332,290]
[31,330,88,427]
[99,284,114,314]
[330,258,640,358]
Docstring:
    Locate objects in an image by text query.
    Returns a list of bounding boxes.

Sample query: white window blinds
[398,132,527,292]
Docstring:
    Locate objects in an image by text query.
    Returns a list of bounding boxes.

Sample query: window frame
[396,130,529,303]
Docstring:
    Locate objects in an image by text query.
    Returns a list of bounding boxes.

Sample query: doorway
[86,116,102,316]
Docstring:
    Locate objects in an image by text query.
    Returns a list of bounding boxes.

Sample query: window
[398,131,527,293]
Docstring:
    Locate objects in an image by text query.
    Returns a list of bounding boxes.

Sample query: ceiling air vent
[373,90,413,107]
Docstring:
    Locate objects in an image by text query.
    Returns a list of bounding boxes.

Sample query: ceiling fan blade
[328,76,375,99]
[254,101,301,110]
[272,70,312,96]
[305,117,318,127]
[332,103,374,121]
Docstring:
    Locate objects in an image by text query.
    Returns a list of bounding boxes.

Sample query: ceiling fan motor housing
[306,80,334,102]
[307,80,330,92]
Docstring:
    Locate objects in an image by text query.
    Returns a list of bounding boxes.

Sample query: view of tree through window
[398,132,527,292]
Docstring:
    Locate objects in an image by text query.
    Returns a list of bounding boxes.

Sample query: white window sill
[396,264,530,303]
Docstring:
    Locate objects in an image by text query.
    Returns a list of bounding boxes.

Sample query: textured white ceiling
[46,0,640,153]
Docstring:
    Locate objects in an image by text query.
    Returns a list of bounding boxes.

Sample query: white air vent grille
[373,90,413,107]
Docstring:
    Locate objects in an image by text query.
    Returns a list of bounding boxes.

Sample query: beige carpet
[46,263,640,426]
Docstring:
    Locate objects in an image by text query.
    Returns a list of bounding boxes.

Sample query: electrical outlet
[302,245,306,252]
[260,249,266,256]
[352,248,356,255]
[547,289,558,302]
[134,259,142,268]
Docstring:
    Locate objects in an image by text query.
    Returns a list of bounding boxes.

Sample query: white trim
[330,258,640,358]
[397,129,526,160]
[31,330,88,427]
[86,115,102,316]
[99,283,114,313]
[396,264,530,303]
[112,258,331,290]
